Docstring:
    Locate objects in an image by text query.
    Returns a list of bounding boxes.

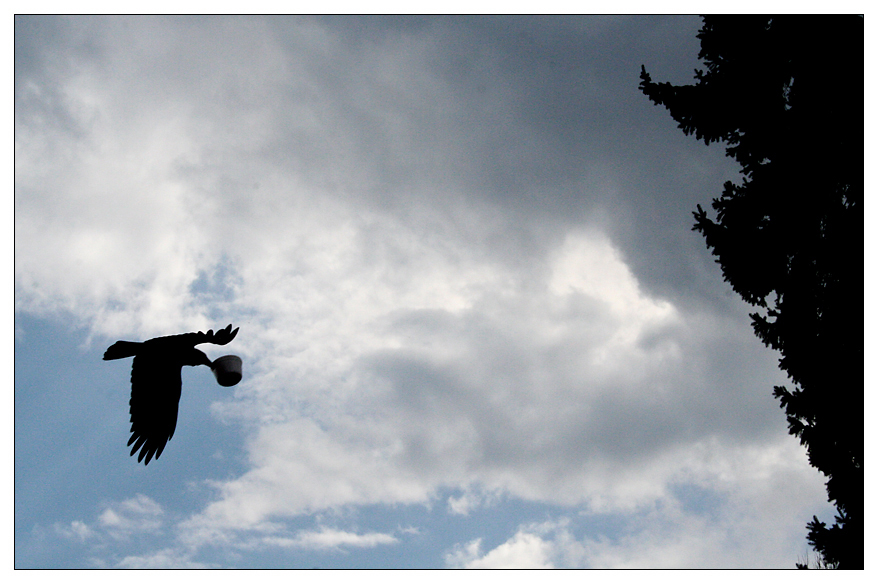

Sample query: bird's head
[183,348,213,368]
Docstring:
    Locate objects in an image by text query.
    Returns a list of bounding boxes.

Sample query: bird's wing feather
[147,324,239,348]
[127,352,182,465]
[103,340,142,360]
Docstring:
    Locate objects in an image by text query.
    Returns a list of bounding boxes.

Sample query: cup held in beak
[211,355,242,387]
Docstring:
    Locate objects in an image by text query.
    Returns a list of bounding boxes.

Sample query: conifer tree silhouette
[640,16,863,569]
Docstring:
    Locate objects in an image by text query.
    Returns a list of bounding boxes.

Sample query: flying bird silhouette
[103,324,240,464]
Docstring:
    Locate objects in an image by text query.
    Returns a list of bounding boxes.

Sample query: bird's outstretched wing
[127,352,183,465]
[194,324,239,346]
[158,324,240,348]
[103,340,141,361]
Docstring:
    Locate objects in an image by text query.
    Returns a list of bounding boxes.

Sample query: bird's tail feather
[103,341,141,360]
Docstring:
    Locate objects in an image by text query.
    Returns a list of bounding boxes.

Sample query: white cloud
[116,548,213,569]
[447,487,503,516]
[97,494,164,536]
[52,494,184,567]
[445,519,572,568]
[444,437,829,568]
[469,532,556,568]
[57,494,165,545]
[263,527,398,550]
[54,520,94,542]
[444,538,484,568]
[180,232,679,516]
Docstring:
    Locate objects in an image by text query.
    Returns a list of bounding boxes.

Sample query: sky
[14,14,842,569]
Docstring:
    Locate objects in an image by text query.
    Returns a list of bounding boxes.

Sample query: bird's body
[103,324,239,464]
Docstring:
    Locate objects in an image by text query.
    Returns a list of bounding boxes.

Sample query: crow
[103,324,239,464]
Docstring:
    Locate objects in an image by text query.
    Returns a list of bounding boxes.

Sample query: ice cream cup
[211,355,242,387]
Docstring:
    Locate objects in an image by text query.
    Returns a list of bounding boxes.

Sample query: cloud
[115,549,213,569]
[52,494,195,567]
[451,532,556,569]
[447,487,503,516]
[171,228,794,548]
[263,527,398,550]
[55,494,164,545]
[97,493,164,536]
[444,437,829,568]
[444,538,485,568]
[54,520,94,543]
[444,519,582,569]
[14,16,704,336]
